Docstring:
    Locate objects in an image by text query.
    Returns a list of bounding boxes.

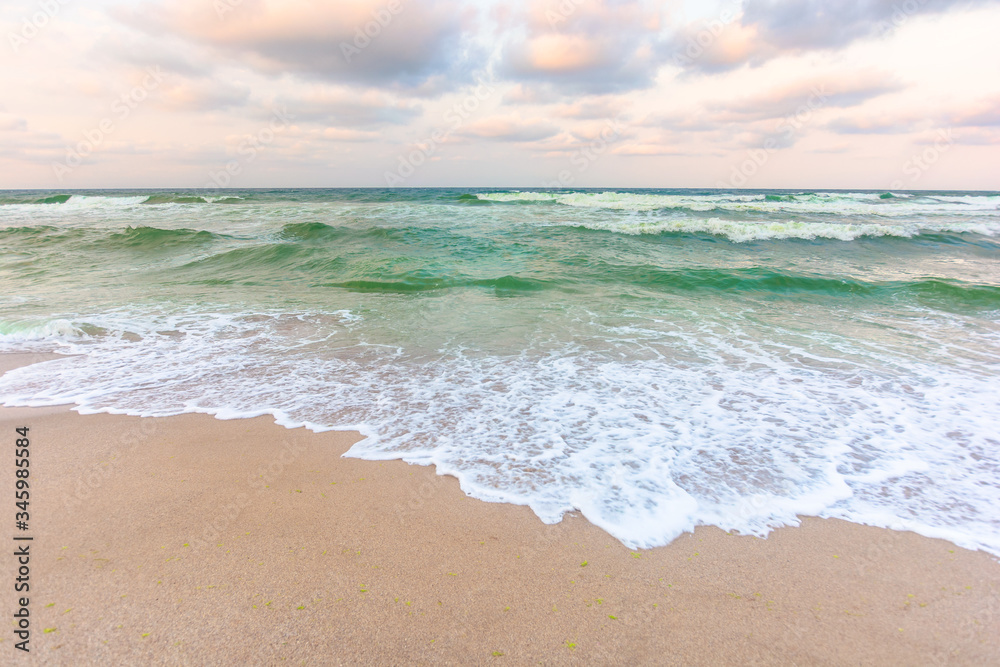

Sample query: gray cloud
[116,1,476,93]
[671,0,1000,74]
[645,73,903,136]
[742,0,993,50]
[707,74,905,123]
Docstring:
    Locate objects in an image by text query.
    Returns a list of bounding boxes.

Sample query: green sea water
[1,188,998,552]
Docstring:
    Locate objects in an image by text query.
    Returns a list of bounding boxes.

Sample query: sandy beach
[0,353,996,665]
[4,0,1000,662]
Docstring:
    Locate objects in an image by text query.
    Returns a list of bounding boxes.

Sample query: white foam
[551,216,1000,241]
[61,195,150,208]
[2,309,999,555]
[476,191,1000,218]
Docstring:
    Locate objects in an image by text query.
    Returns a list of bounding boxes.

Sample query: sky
[1,0,998,190]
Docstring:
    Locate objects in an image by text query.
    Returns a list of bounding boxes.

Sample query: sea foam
[476,190,1000,218]
[2,307,998,555]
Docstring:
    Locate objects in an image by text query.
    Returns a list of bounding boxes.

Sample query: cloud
[671,0,1000,73]
[808,143,852,153]
[158,80,252,112]
[550,98,626,119]
[279,90,422,128]
[945,127,1000,144]
[93,31,213,79]
[0,127,79,164]
[499,0,667,94]
[826,115,921,134]
[612,143,687,156]
[662,6,767,74]
[742,0,994,51]
[117,0,475,91]
[0,114,27,132]
[644,72,905,136]
[456,116,559,141]
[320,128,381,142]
[948,95,1000,127]
[501,84,562,105]
[705,72,905,122]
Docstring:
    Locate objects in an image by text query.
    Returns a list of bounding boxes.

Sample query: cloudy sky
[1,0,998,190]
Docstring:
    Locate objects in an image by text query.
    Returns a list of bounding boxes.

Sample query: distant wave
[554,216,1000,241]
[36,194,72,204]
[0,194,246,207]
[476,190,1000,218]
[2,216,999,252]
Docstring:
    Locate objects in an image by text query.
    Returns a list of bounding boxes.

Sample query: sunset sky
[1,0,998,190]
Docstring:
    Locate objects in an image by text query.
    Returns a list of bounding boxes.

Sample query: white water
[477,190,1000,217]
[2,307,999,554]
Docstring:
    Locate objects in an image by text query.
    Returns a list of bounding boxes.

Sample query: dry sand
[1,353,998,665]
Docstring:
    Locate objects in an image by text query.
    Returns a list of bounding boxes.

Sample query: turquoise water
[1,188,999,552]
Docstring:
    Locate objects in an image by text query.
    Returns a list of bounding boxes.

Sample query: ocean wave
[553,216,1000,241]
[36,194,72,204]
[3,217,996,247]
[477,191,1000,217]
[61,195,151,208]
[0,193,248,208]
[141,194,245,205]
[141,195,209,205]
[0,319,86,341]
[105,225,224,248]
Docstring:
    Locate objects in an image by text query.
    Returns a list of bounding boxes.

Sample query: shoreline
[2,354,998,664]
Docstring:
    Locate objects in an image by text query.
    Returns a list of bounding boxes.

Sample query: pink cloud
[948,95,1000,127]
[118,0,473,89]
[457,116,559,142]
[501,0,667,93]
